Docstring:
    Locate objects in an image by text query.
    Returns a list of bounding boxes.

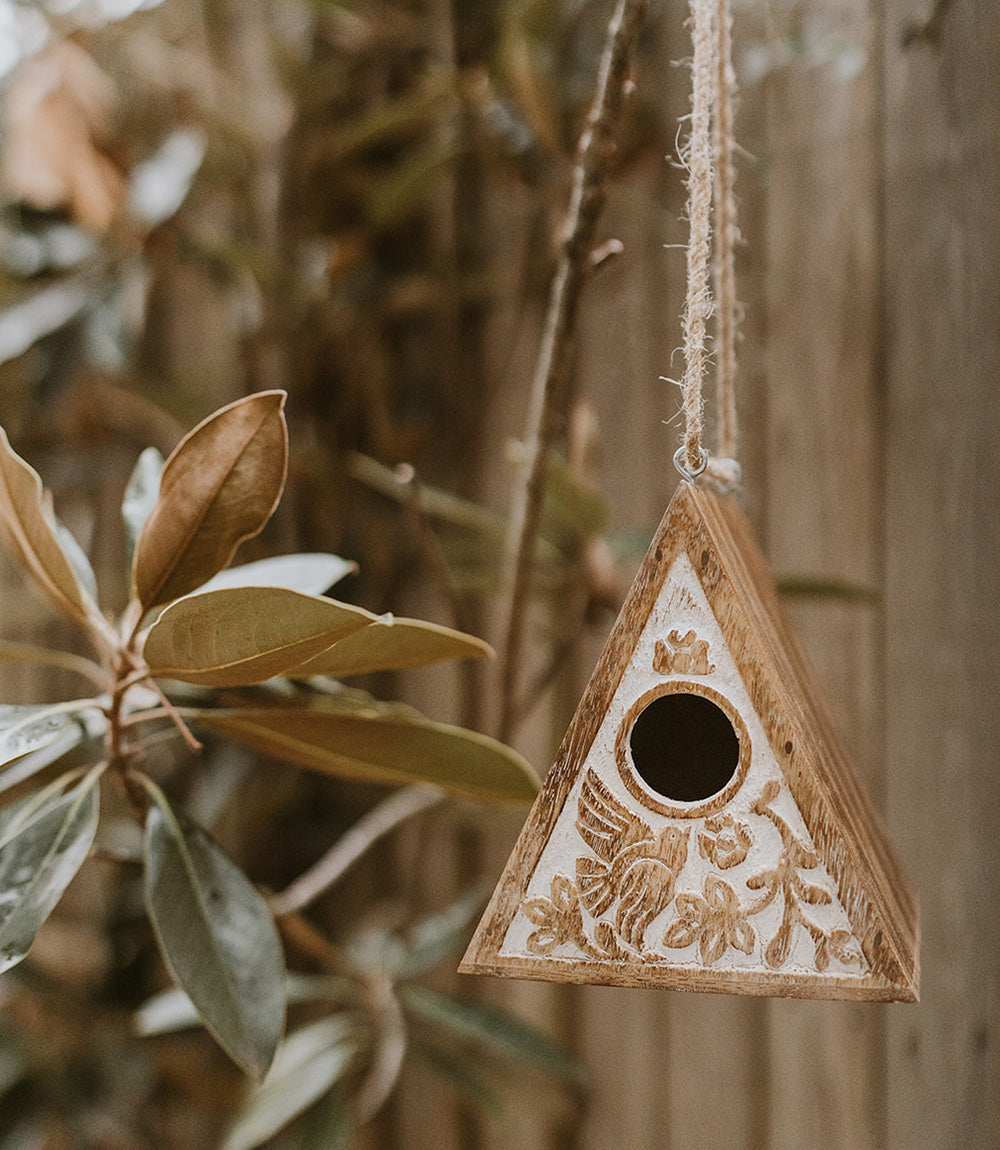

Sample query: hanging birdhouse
[461,482,919,1001]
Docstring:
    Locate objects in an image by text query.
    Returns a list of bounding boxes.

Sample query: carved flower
[522,875,590,956]
[698,812,753,870]
[663,875,755,965]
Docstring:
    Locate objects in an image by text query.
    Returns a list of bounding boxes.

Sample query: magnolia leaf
[223,1017,356,1150]
[122,447,165,564]
[0,724,89,800]
[142,779,285,1079]
[287,616,493,678]
[400,986,582,1084]
[195,554,356,598]
[0,427,96,629]
[0,768,101,974]
[132,391,288,610]
[192,701,539,804]
[0,704,83,771]
[142,587,378,687]
[55,519,98,603]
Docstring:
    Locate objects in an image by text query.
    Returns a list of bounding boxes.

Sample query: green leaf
[132,391,288,610]
[136,975,352,1038]
[142,779,285,1079]
[0,703,86,772]
[276,1088,352,1150]
[194,554,357,598]
[222,1017,356,1150]
[287,615,493,678]
[142,587,379,687]
[0,427,97,629]
[0,724,89,800]
[400,986,582,1085]
[122,447,165,566]
[0,768,101,974]
[191,699,540,804]
[398,882,490,979]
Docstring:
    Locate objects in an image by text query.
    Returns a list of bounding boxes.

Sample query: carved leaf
[550,875,578,914]
[132,391,288,610]
[663,917,701,951]
[814,933,831,971]
[765,919,794,969]
[731,915,755,956]
[701,923,729,966]
[745,868,772,891]
[796,879,832,905]
[787,841,820,869]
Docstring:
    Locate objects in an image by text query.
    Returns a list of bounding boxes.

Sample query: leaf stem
[497,0,648,741]
[269,785,443,917]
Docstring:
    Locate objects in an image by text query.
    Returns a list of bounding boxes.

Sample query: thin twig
[269,785,443,917]
[498,0,648,742]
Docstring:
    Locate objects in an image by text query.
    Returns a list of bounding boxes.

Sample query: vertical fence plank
[754,5,887,1149]
[882,4,1000,1147]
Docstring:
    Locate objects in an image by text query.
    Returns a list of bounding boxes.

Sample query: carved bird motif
[575,768,690,952]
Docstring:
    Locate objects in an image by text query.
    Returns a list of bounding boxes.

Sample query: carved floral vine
[744,779,862,971]
[518,770,864,973]
[663,874,755,963]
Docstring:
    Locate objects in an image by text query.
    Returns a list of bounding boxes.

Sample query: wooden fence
[394,3,999,1147]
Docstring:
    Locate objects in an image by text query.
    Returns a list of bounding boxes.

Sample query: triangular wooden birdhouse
[462,482,919,1001]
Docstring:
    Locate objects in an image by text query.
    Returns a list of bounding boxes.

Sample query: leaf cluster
[0,392,539,1092]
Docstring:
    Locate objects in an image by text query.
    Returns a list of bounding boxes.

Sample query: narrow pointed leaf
[122,447,165,563]
[223,1017,356,1150]
[400,986,582,1084]
[0,705,80,771]
[0,724,88,799]
[192,701,539,803]
[0,427,95,628]
[142,779,285,1078]
[132,391,288,610]
[287,616,493,679]
[0,769,100,974]
[142,587,378,687]
[194,554,356,598]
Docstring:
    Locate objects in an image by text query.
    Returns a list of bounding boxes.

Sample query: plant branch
[269,785,443,917]
[497,0,647,742]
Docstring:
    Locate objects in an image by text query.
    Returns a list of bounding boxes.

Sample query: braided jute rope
[675,0,741,490]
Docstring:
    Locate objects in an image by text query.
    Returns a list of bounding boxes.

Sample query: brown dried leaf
[132,392,288,610]
[0,427,97,631]
[192,702,539,804]
[1,41,124,233]
[285,616,493,679]
[142,587,377,688]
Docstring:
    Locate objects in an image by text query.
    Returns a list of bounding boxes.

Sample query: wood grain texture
[882,4,1000,1146]
[461,482,918,1000]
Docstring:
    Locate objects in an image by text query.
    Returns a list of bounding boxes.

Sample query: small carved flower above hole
[697,812,753,869]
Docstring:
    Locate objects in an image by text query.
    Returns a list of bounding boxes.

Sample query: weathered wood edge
[465,954,917,1003]
[687,485,919,996]
[460,481,919,1000]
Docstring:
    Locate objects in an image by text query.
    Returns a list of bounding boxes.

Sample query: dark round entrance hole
[628,692,740,803]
